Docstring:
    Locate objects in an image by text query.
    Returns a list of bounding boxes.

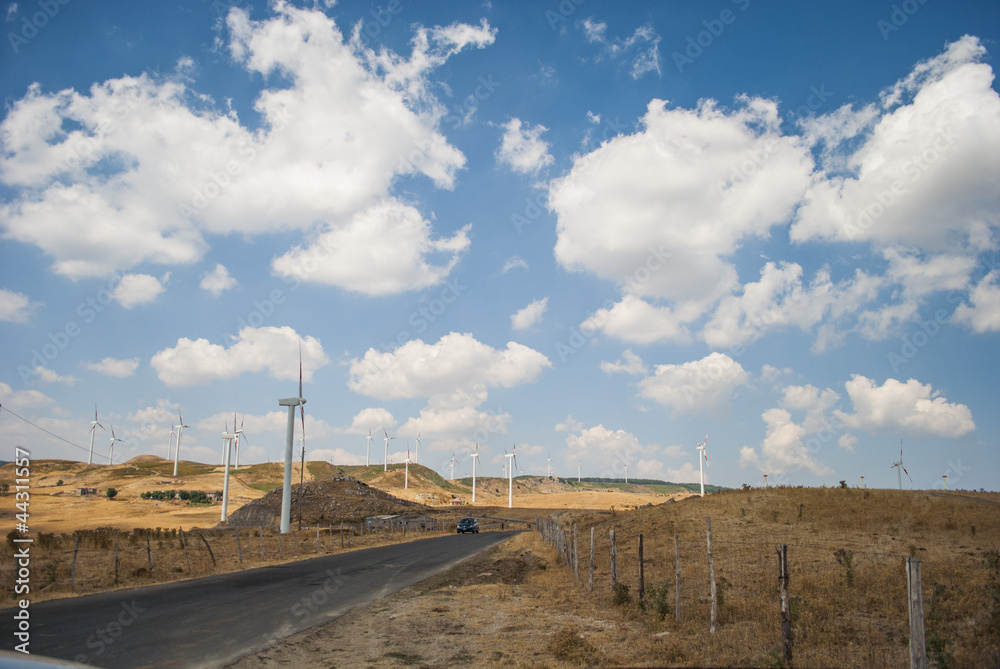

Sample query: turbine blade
[298,339,304,400]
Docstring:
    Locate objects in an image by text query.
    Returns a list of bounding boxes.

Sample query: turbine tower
[415,432,421,465]
[366,428,373,467]
[173,409,189,477]
[165,428,175,462]
[891,440,911,490]
[547,454,552,478]
[471,443,480,503]
[696,432,709,497]
[87,405,105,466]
[506,443,519,509]
[277,344,306,534]
[108,425,123,465]
[382,428,395,471]
[220,426,236,523]
[449,453,456,480]
[404,446,412,489]
[578,461,581,483]
[233,412,245,470]
[624,463,629,486]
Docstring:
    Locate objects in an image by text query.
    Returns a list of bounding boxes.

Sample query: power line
[0,403,111,463]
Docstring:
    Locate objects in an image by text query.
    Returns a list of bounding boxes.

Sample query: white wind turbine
[415,432,421,465]
[578,461,581,482]
[471,443,480,503]
[277,343,306,534]
[624,463,629,485]
[107,425,124,465]
[166,428,175,462]
[366,427,373,467]
[220,424,237,523]
[547,454,552,478]
[449,453,457,480]
[891,439,911,490]
[696,431,709,497]
[173,409,189,477]
[404,445,412,489]
[87,405,105,466]
[233,411,246,470]
[506,443,519,509]
[382,428,395,472]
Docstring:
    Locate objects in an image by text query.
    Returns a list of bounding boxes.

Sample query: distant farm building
[77,487,98,496]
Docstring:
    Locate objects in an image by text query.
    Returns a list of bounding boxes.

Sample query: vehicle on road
[456,517,479,533]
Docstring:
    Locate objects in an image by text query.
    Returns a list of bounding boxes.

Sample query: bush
[834,548,855,587]
[646,581,672,620]
[106,488,118,500]
[612,582,631,606]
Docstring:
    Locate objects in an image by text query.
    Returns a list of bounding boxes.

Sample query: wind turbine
[547,454,552,478]
[277,343,306,534]
[382,428,395,472]
[232,411,246,470]
[415,432,421,465]
[404,445,412,489]
[87,405,105,465]
[449,453,456,480]
[696,432,709,497]
[366,428,373,467]
[173,409,189,477]
[220,425,236,523]
[891,439,911,490]
[624,463,629,486]
[471,443,480,503]
[165,428,175,462]
[506,443,519,509]
[107,425,124,465]
[578,461,581,483]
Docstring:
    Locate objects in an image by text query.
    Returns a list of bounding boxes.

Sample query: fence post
[706,517,716,634]
[589,527,595,592]
[199,533,216,567]
[234,528,243,564]
[610,528,618,592]
[71,535,79,591]
[778,544,792,665]
[573,524,579,581]
[180,528,191,573]
[114,532,120,584]
[906,557,928,669]
[674,533,681,622]
[316,526,320,553]
[638,534,645,604]
[146,534,153,576]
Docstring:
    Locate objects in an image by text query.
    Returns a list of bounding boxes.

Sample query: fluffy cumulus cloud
[582,295,692,345]
[0,382,53,409]
[0,4,491,294]
[952,270,1000,333]
[83,357,140,378]
[112,273,166,308]
[200,264,237,297]
[637,352,751,416]
[0,288,41,323]
[347,332,551,449]
[835,375,975,438]
[562,423,665,479]
[150,326,328,388]
[511,297,548,330]
[551,96,813,329]
[33,367,78,386]
[496,118,554,175]
[792,36,1000,253]
[600,349,648,376]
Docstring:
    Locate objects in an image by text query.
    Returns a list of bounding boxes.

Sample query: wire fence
[537,515,1000,668]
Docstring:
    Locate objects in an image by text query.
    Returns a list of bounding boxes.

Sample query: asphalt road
[4,531,517,668]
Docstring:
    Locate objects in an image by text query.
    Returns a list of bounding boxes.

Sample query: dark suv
[456,517,479,534]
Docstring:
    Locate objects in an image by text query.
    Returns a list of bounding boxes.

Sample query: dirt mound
[224,476,424,529]
[125,455,167,464]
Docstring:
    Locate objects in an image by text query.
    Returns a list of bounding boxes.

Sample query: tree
[106,487,118,500]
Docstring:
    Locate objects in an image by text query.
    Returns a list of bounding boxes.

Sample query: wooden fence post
[316,526,321,553]
[180,528,191,573]
[638,534,645,604]
[259,527,264,560]
[706,517,716,634]
[114,532,120,584]
[610,528,618,592]
[71,535,79,591]
[778,544,792,665]
[589,527,595,592]
[573,524,579,581]
[146,534,153,576]
[234,528,243,564]
[674,533,681,622]
[906,557,928,669]
[200,533,216,567]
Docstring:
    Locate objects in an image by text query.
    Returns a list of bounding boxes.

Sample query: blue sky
[2,0,998,491]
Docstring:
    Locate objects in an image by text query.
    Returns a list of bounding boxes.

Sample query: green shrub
[612,582,631,606]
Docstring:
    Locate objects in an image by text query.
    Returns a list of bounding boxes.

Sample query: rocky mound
[223,476,424,529]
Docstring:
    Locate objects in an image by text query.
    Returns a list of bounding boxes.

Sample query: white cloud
[791,36,1000,254]
[743,407,833,477]
[150,326,328,388]
[952,270,1000,332]
[760,364,792,382]
[112,273,165,308]
[664,461,701,484]
[501,256,529,273]
[511,297,548,330]
[0,382,53,408]
[0,288,40,323]
[346,408,397,435]
[563,423,662,478]
[551,96,813,316]
[0,5,490,295]
[554,414,583,433]
[271,201,471,295]
[835,374,975,438]
[33,367,78,386]
[582,295,693,345]
[200,264,237,297]
[637,352,751,416]
[600,349,648,376]
[496,118,554,175]
[581,20,661,79]
[83,357,140,378]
